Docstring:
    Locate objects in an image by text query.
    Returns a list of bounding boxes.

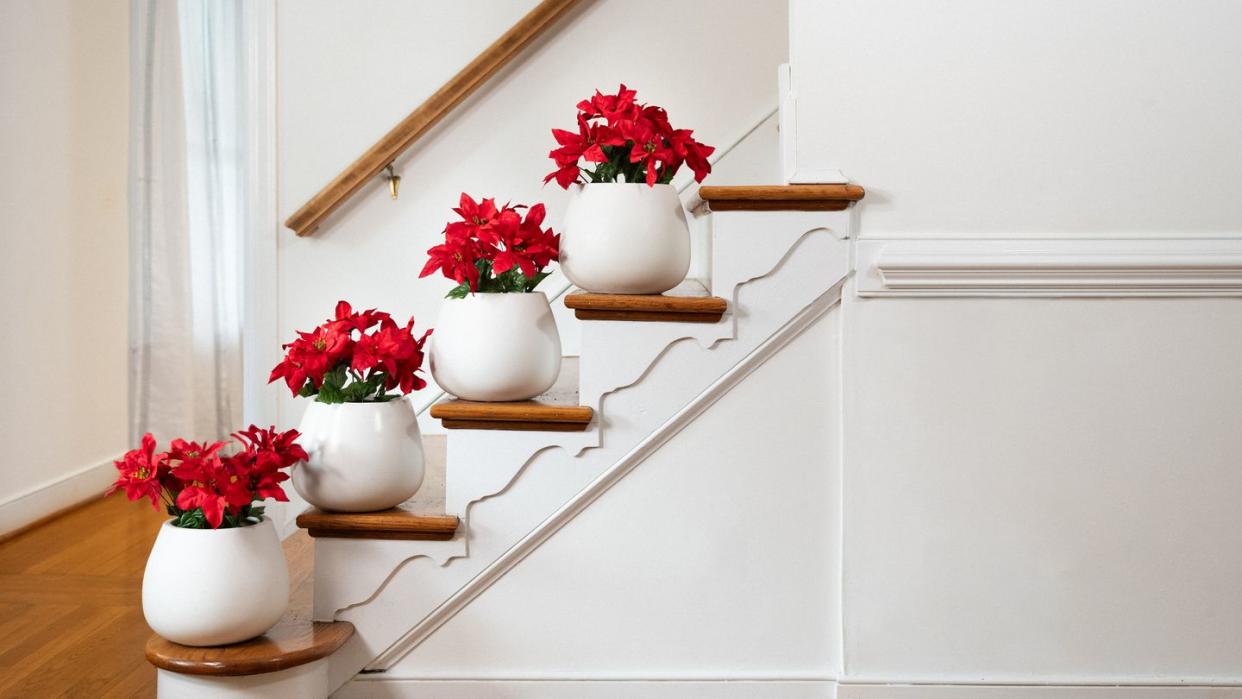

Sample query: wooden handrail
[284,0,584,236]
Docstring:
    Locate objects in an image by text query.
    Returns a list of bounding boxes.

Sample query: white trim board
[777,62,847,185]
[0,456,117,535]
[855,238,1242,297]
[839,685,1242,698]
[336,679,836,699]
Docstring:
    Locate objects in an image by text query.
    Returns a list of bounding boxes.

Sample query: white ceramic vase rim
[159,517,271,533]
[449,290,548,297]
[297,397,414,409]
[574,182,675,190]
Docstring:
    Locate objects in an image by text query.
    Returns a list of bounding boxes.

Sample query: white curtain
[129,0,250,443]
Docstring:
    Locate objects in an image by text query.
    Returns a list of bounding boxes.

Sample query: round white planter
[293,399,425,512]
[142,518,288,647]
[560,182,690,294]
[430,291,561,402]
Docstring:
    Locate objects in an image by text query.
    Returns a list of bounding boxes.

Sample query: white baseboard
[0,457,118,536]
[337,679,1242,698]
[335,679,836,698]
[840,685,1242,698]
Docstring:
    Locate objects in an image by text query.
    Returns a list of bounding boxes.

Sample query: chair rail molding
[856,237,1242,297]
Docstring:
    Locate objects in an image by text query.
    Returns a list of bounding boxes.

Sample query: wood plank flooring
[0,495,313,697]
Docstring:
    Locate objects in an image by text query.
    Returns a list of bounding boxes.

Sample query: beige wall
[0,0,130,532]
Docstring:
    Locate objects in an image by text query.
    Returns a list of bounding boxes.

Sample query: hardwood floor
[0,495,312,697]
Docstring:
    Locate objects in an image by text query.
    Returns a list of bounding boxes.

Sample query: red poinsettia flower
[271,302,429,403]
[233,425,308,475]
[421,234,482,291]
[105,433,169,509]
[622,117,675,186]
[329,300,394,334]
[108,426,307,529]
[546,85,714,188]
[577,83,639,124]
[422,195,559,296]
[544,115,610,188]
[668,128,715,183]
[268,323,351,394]
[175,461,247,529]
[381,320,431,394]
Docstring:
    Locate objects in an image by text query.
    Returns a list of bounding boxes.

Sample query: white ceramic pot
[560,182,690,294]
[430,292,561,402]
[293,399,424,512]
[142,518,288,646]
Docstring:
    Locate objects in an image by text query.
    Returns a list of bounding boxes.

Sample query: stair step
[296,507,459,540]
[430,357,592,431]
[430,399,593,431]
[564,283,726,323]
[145,532,352,677]
[698,183,865,211]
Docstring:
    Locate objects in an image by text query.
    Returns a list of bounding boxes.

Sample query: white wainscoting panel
[856,238,1242,297]
[377,310,841,681]
[842,290,1242,682]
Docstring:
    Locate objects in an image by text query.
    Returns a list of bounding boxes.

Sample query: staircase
[146,184,863,697]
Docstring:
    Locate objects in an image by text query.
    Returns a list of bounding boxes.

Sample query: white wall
[786,0,1242,687]
[842,293,1242,683]
[0,0,130,533]
[275,0,788,429]
[372,309,841,684]
[789,0,1242,236]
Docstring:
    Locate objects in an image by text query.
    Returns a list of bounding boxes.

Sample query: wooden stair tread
[297,507,459,540]
[430,398,593,431]
[145,619,353,677]
[145,532,351,677]
[430,357,592,431]
[564,285,726,324]
[698,184,865,211]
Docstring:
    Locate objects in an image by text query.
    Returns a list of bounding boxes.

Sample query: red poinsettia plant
[107,426,306,529]
[545,84,715,188]
[420,193,560,297]
[270,301,430,403]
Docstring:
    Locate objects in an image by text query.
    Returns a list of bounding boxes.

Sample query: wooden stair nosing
[698,184,865,211]
[430,399,593,432]
[145,620,354,677]
[573,309,722,323]
[295,508,460,541]
[563,292,727,323]
[438,418,591,432]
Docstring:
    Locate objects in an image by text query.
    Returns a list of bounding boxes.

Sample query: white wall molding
[778,62,847,185]
[856,238,1242,297]
[0,456,117,536]
[338,678,836,698]
[839,684,1242,698]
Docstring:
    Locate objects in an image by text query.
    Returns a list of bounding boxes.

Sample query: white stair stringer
[313,209,853,691]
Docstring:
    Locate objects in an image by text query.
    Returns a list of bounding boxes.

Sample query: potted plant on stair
[108,426,306,646]
[420,193,562,402]
[546,84,715,294]
[270,302,431,512]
